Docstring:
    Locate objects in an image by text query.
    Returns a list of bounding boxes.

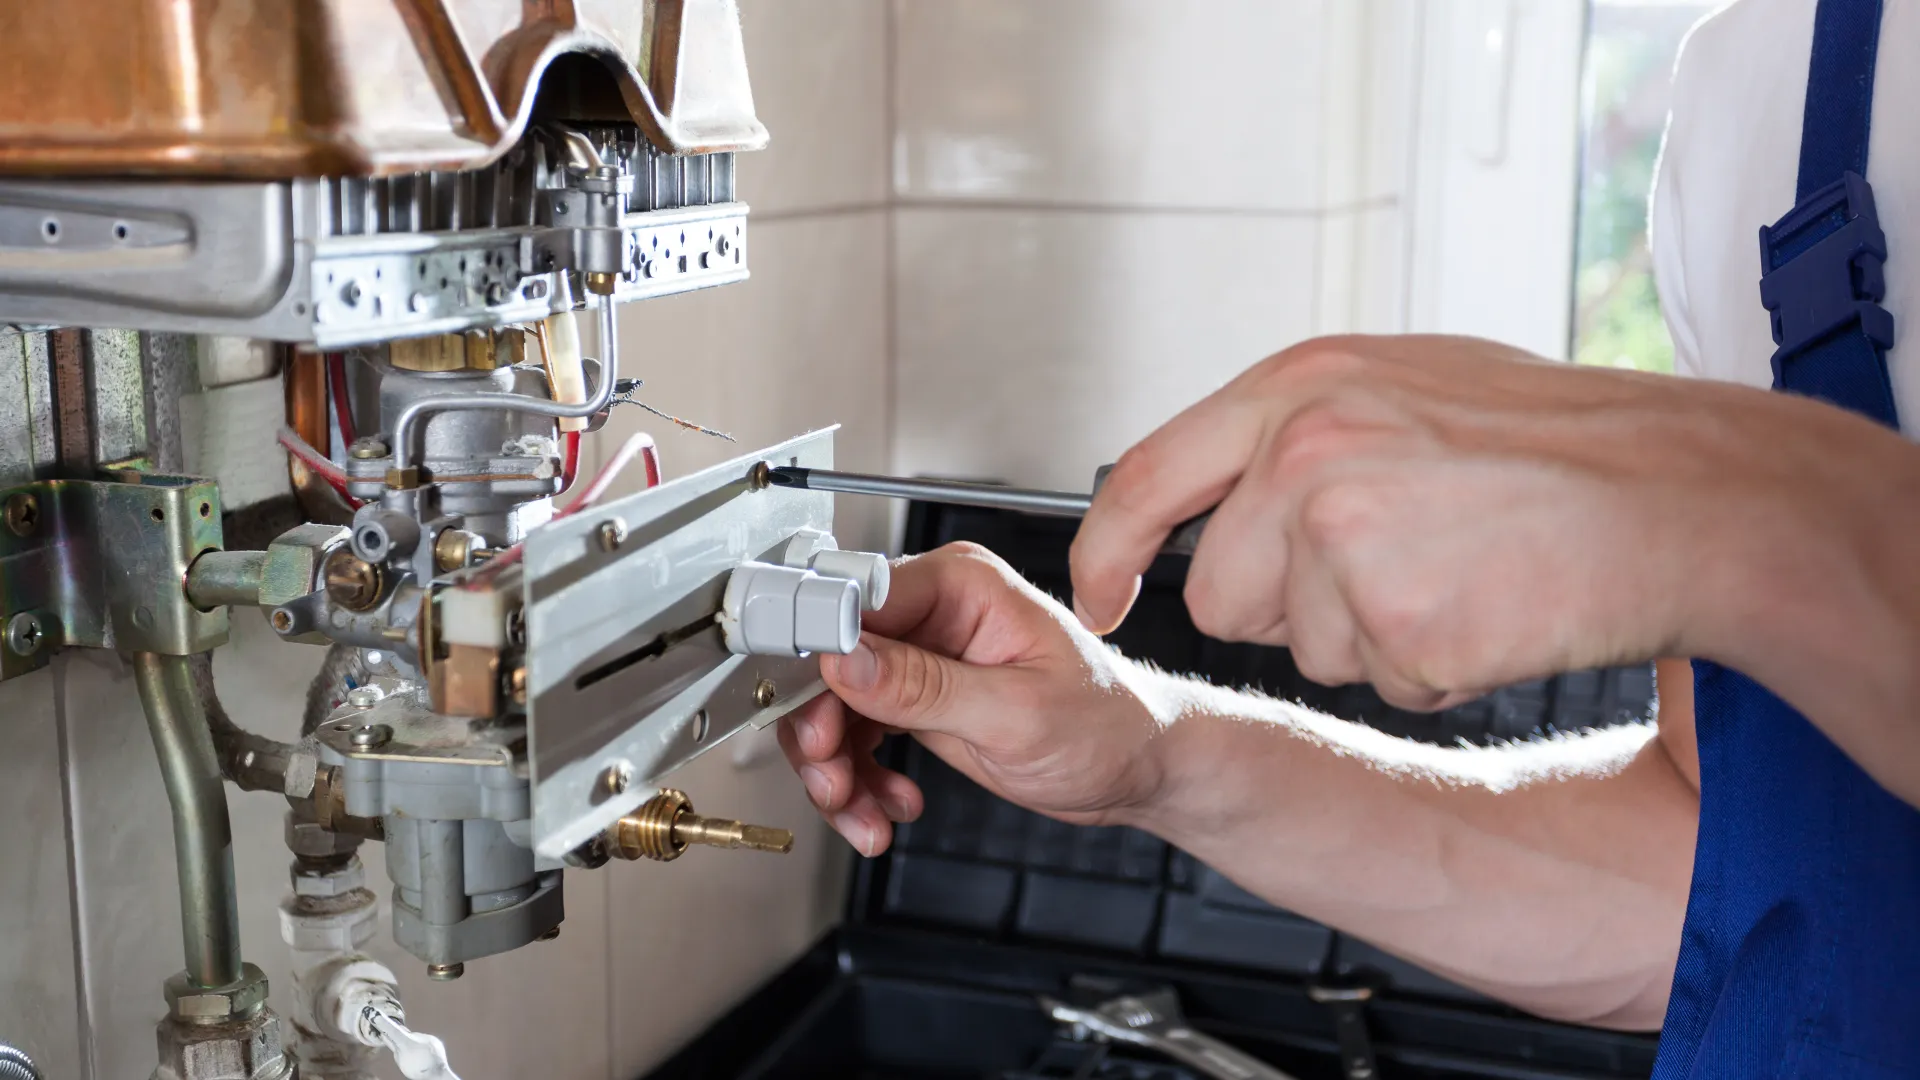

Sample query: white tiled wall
[1,3,1587,1078]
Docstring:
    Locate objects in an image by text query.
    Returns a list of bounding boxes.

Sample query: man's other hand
[1072,334,1754,711]
[776,542,1168,857]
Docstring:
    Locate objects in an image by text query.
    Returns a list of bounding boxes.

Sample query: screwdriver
[767,466,1210,556]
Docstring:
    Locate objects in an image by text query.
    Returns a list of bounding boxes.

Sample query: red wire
[326,352,355,450]
[560,431,581,493]
[277,427,362,508]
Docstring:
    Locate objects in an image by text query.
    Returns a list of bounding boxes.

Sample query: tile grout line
[883,0,901,516]
[754,196,1398,228]
[52,656,98,1080]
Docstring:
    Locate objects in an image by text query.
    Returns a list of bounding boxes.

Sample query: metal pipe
[184,550,268,610]
[386,295,619,487]
[134,652,244,989]
[768,467,1094,519]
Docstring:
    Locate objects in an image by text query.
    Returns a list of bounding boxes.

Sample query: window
[1571,1,1718,372]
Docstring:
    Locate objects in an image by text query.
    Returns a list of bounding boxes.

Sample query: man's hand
[1072,334,1851,709]
[776,542,1168,856]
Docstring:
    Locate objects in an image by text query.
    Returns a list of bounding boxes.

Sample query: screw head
[346,685,385,708]
[600,761,634,797]
[341,280,362,306]
[348,437,389,460]
[349,723,393,750]
[3,492,38,537]
[6,612,45,657]
[596,519,627,552]
[747,462,772,491]
[753,679,778,709]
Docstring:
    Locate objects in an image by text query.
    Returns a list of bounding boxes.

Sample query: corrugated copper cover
[0,0,766,178]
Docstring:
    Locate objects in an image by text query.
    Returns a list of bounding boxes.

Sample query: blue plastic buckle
[1758,172,1894,384]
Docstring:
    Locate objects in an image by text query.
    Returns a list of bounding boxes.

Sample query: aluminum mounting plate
[523,428,836,859]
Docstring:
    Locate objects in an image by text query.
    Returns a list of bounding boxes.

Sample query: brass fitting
[322,548,382,611]
[608,789,793,862]
[433,528,482,573]
[584,271,618,296]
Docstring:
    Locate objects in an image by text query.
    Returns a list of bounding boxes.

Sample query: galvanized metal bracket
[0,471,227,680]
[522,428,836,860]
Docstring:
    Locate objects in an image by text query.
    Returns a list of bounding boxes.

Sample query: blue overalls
[1652,0,1920,1075]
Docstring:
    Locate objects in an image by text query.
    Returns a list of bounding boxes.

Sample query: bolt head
[596,519,627,552]
[753,678,778,709]
[600,761,633,797]
[348,437,390,460]
[3,491,38,537]
[345,685,385,708]
[5,612,44,657]
[349,723,393,750]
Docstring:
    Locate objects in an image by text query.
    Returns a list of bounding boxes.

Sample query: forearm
[1117,675,1696,1029]
[1683,391,1920,807]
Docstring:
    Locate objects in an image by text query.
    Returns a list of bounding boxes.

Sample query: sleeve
[1651,21,1708,380]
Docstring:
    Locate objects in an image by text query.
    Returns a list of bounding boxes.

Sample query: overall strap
[1758,0,1898,425]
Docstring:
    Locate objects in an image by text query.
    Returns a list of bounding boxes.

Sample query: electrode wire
[463,432,660,582]
[327,352,356,449]
[277,426,363,508]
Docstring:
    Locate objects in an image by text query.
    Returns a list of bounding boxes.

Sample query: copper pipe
[284,349,352,523]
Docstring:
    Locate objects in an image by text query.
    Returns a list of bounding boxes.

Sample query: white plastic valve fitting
[810,549,890,612]
[719,562,861,657]
[774,531,891,612]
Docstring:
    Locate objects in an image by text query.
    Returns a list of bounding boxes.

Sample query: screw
[349,723,393,750]
[753,679,778,708]
[510,665,528,706]
[6,612,45,657]
[426,963,464,982]
[4,492,38,537]
[270,608,296,634]
[596,519,627,552]
[600,761,633,797]
[346,685,385,708]
[349,437,389,460]
[341,280,362,306]
[324,549,383,611]
[747,462,772,490]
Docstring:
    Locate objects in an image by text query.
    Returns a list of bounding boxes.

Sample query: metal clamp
[0,472,227,681]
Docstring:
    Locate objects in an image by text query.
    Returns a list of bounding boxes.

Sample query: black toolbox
[647,504,1660,1080]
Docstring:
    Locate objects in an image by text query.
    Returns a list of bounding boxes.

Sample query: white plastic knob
[810,549,890,612]
[720,562,860,657]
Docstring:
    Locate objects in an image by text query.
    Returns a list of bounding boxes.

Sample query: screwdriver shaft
[770,467,1093,518]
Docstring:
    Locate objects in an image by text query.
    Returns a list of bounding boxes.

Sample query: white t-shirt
[1653,0,1920,426]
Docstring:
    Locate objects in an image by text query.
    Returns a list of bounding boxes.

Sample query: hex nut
[258,524,351,610]
[163,964,271,1023]
[285,818,362,861]
[290,861,371,901]
[155,998,288,1080]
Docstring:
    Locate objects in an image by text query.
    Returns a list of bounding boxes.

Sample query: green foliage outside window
[1573,2,1717,373]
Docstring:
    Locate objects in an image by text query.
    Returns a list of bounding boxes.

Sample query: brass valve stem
[608,789,794,862]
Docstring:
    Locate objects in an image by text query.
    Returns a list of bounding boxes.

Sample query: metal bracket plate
[523,429,836,859]
[0,472,227,680]
[0,180,750,346]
